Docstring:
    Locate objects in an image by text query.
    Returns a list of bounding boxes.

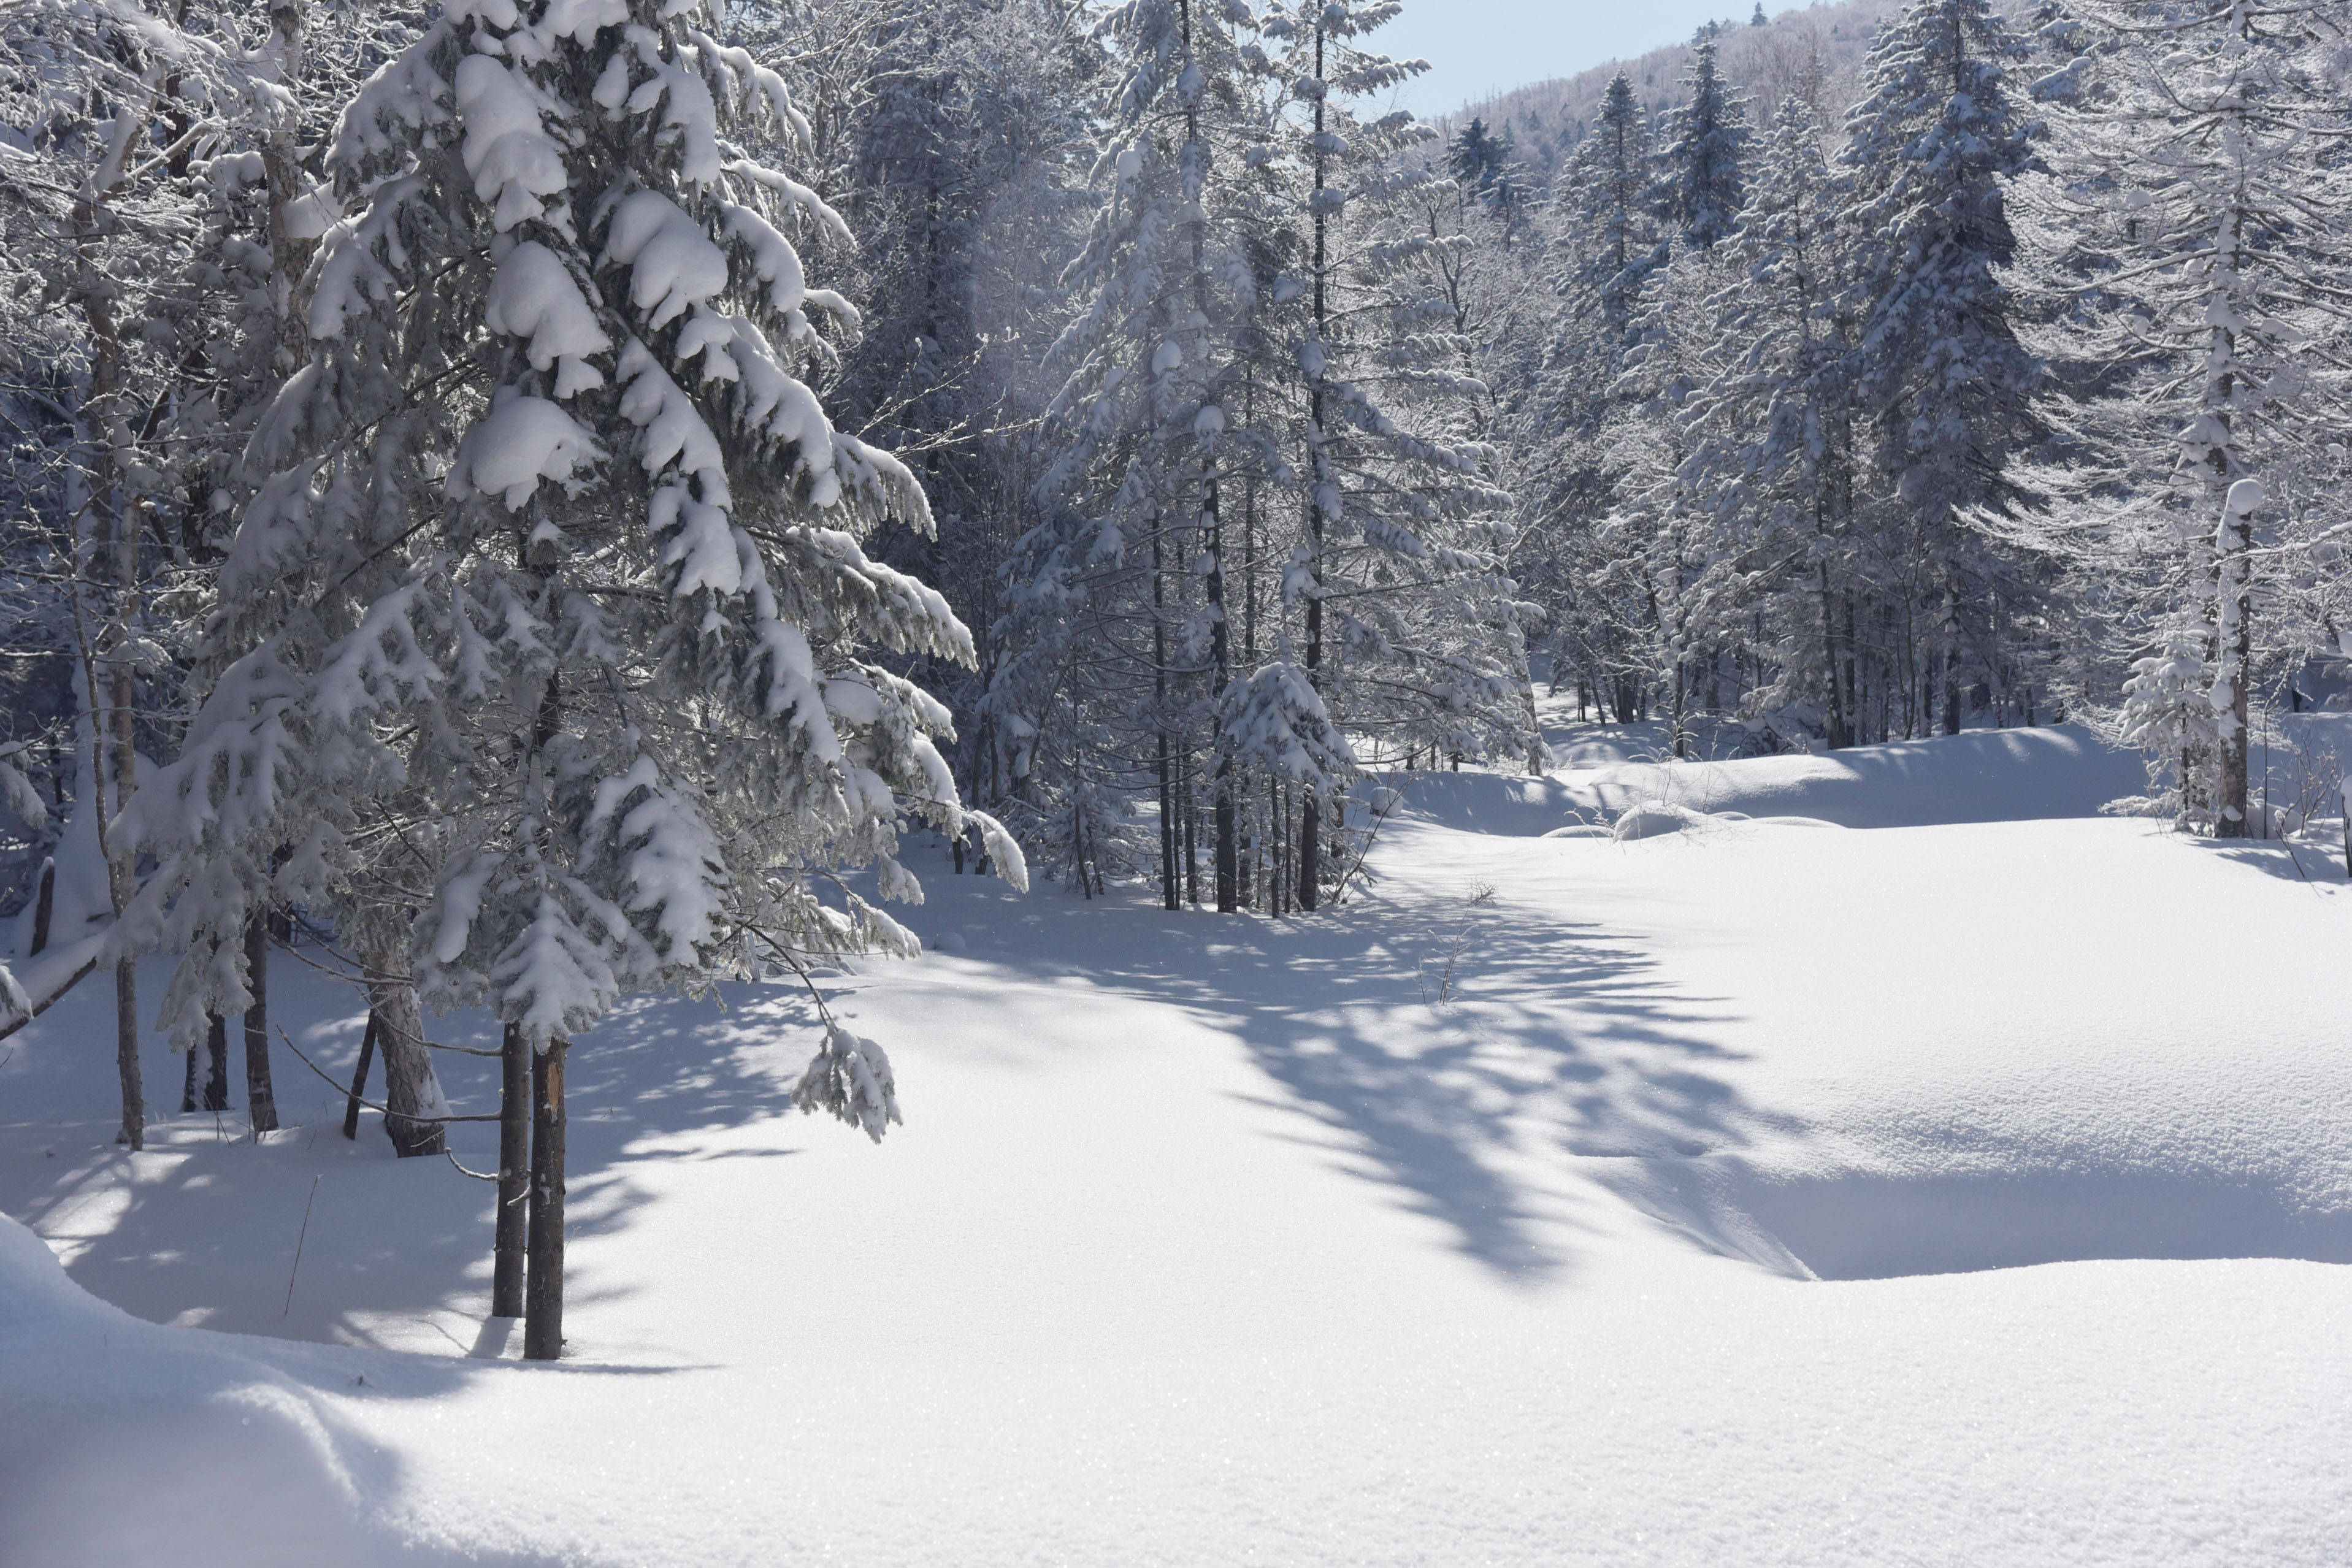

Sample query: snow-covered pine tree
[1558,74,1658,342]
[1262,0,1530,903]
[1450,117,1504,196]
[1519,72,1660,717]
[1004,0,1285,910]
[1650,34,1749,254]
[1680,94,1864,747]
[127,0,1021,1356]
[828,0,1103,870]
[2004,0,2350,833]
[1595,234,1746,757]
[1837,0,2051,738]
[0,0,268,1147]
[1446,114,1530,242]
[1583,37,1753,756]
[145,1,432,1138]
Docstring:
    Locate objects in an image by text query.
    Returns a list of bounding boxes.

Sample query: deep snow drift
[5,725,2351,1566]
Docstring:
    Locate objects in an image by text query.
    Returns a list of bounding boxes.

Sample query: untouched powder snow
[5,729,2352,1564]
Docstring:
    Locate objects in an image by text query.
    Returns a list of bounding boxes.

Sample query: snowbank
[0,1214,423,1568]
[1384,727,2144,836]
[1560,725,2147,829]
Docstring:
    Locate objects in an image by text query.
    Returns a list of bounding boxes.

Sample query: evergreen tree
[1681,93,1864,747]
[1266,0,1531,900]
[1652,36,1749,253]
[1839,0,2048,736]
[127,0,1019,1355]
[1450,117,1503,196]
[1560,74,1659,338]
[999,0,1284,909]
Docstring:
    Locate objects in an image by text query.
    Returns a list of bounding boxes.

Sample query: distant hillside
[1430,0,1901,191]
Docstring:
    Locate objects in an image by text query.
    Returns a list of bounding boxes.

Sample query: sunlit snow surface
[5,716,2352,1565]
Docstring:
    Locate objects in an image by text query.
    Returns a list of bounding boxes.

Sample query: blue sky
[1379,1,1769,117]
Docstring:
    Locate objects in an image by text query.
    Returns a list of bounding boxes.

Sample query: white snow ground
[6,719,2352,1566]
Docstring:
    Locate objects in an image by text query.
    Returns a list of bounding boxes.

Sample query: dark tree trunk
[204,1014,229,1112]
[28,859,52,957]
[1214,763,1238,914]
[341,1009,380,1140]
[1182,759,1199,906]
[1157,730,1176,910]
[1152,517,1177,911]
[113,956,144,1149]
[243,911,278,1133]
[524,1037,568,1360]
[1298,795,1321,912]
[494,1022,530,1318]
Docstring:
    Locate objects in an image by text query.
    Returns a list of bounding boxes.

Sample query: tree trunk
[113,957,143,1148]
[1181,758,1199,906]
[341,1009,379,1140]
[2214,484,2254,838]
[1297,795,1321,912]
[1214,762,1238,914]
[243,910,278,1133]
[1819,562,1846,750]
[494,1022,530,1318]
[204,1013,229,1112]
[524,1038,567,1361]
[1152,518,1177,911]
[365,952,446,1157]
[28,859,52,956]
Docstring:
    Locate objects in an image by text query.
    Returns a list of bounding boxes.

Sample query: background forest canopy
[2,0,2351,1052]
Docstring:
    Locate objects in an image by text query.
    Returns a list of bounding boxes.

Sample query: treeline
[1480,0,2352,846]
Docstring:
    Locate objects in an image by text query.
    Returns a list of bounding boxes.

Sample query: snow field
[6,727,2352,1564]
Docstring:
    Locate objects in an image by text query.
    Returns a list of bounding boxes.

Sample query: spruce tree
[1839,0,2048,736]
[1002,0,1284,909]
[127,0,1019,1354]
[1560,74,1658,340]
[1267,0,1531,900]
[1652,36,1749,253]
[1680,94,1863,747]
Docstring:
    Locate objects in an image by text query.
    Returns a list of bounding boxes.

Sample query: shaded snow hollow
[6,725,2352,1565]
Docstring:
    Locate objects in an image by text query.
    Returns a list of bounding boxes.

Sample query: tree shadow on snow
[2196,833,2352,890]
[967,866,1792,1285]
[0,954,827,1361]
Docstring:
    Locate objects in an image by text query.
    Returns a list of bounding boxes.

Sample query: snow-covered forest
[5,0,2352,1561]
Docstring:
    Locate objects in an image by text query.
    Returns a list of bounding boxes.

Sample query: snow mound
[1380,728,2143,840]
[1561,726,2147,830]
[0,1215,420,1568]
[1609,800,1711,841]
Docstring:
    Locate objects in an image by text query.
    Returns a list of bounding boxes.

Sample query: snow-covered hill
[1433,0,1899,188]
[6,730,2352,1566]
